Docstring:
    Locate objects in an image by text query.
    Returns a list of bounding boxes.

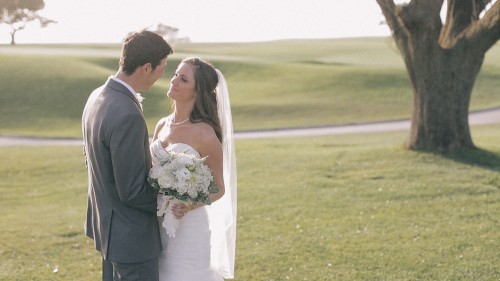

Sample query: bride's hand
[171,203,190,219]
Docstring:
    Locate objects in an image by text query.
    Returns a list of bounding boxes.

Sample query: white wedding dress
[151,140,224,281]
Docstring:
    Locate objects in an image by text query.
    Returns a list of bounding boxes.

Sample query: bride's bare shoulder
[192,122,221,154]
[193,122,217,140]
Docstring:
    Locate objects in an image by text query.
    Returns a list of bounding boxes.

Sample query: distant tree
[0,0,56,45]
[376,0,499,153]
[151,23,179,43]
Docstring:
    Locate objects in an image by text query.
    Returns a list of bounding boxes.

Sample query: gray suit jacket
[82,77,161,263]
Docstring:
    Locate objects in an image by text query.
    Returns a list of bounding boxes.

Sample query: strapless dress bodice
[166,142,200,158]
[150,139,200,165]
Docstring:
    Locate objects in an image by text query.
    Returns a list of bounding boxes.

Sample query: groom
[82,30,173,281]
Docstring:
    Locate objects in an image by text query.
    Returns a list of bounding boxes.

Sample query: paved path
[1,107,499,147]
[236,107,500,139]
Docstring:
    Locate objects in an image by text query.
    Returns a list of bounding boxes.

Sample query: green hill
[1,38,499,137]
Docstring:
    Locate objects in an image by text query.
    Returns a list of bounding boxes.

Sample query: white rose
[161,163,173,174]
[150,165,163,179]
[187,187,198,198]
[175,182,188,194]
[158,174,174,188]
[175,167,191,183]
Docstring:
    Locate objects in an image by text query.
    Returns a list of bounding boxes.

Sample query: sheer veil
[209,69,237,278]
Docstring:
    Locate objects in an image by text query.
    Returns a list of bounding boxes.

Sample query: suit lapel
[104,77,142,111]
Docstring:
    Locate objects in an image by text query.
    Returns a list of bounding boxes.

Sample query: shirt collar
[110,76,139,100]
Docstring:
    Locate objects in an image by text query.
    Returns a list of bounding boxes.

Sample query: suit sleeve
[110,112,157,213]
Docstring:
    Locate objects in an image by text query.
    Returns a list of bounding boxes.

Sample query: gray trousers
[102,257,159,281]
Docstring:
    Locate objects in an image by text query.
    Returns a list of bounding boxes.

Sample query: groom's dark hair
[119,30,173,75]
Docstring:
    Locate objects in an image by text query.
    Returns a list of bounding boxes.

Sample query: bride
[150,57,237,280]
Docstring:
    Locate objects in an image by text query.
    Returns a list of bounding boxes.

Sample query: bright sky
[0,0,393,44]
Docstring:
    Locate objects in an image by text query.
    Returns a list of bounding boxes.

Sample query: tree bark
[376,0,500,153]
[408,46,482,152]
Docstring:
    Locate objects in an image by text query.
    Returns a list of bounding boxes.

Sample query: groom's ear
[140,63,153,74]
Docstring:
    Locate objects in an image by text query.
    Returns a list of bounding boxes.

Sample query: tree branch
[442,0,476,40]
[376,0,411,49]
[440,0,499,49]
[376,0,420,90]
[405,0,444,25]
[399,0,443,36]
[463,0,500,52]
[473,0,493,19]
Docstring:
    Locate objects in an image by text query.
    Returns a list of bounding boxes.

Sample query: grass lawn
[1,124,499,280]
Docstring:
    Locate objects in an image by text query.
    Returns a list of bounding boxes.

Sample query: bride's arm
[175,126,225,216]
[201,135,225,204]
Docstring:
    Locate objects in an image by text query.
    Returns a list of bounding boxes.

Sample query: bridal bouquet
[148,149,218,238]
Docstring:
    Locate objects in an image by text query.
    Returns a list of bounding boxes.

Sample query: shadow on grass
[444,147,500,173]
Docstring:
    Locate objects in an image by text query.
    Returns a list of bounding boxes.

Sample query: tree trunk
[407,46,483,152]
[10,30,16,45]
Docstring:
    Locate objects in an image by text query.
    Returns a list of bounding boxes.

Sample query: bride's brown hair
[181,57,222,142]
